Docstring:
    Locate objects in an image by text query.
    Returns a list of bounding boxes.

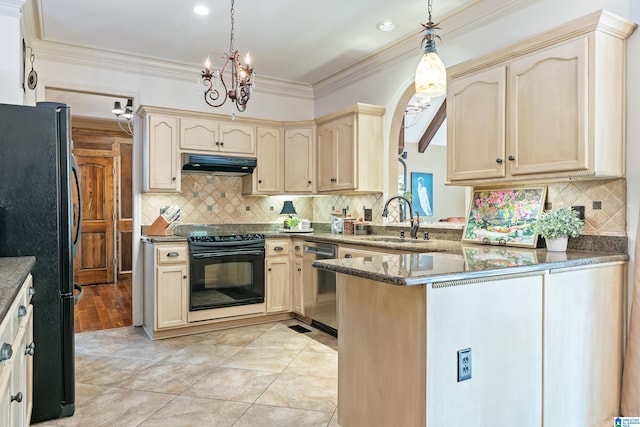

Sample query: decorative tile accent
[141,176,624,237]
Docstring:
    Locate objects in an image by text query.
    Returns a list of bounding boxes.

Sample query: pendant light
[415,0,446,99]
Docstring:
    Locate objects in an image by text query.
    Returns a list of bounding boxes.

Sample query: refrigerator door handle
[73,283,83,305]
[70,153,82,257]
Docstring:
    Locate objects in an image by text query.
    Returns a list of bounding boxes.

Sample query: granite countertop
[312,244,628,286]
[0,257,35,321]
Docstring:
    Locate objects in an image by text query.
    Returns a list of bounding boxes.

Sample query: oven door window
[190,251,265,310]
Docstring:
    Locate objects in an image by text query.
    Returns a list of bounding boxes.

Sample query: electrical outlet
[458,348,472,382]
[593,201,602,210]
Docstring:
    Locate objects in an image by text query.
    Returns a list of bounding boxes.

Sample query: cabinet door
[266,257,291,313]
[447,66,506,181]
[147,115,180,191]
[284,128,314,193]
[156,264,188,329]
[219,123,256,155]
[334,116,356,191]
[0,364,10,427]
[9,326,26,427]
[23,306,33,424]
[316,123,337,192]
[180,118,219,151]
[255,127,283,193]
[426,275,542,426]
[292,258,304,315]
[508,37,588,176]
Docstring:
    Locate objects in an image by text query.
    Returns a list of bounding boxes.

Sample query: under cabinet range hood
[181,154,257,176]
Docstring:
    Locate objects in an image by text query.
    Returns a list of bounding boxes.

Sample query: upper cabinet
[316,103,385,193]
[242,126,283,195]
[284,124,315,194]
[140,110,180,192]
[447,10,637,185]
[180,118,255,156]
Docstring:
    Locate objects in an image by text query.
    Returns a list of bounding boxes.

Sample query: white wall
[0,0,26,104]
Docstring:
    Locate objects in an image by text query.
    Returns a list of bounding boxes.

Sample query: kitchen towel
[622,209,640,415]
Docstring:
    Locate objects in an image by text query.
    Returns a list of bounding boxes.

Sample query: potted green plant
[286,217,301,230]
[534,206,584,251]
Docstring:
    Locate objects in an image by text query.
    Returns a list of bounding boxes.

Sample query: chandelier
[200,0,255,112]
[112,99,133,136]
[415,0,446,99]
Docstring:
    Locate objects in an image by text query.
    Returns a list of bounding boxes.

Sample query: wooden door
[74,155,115,284]
[255,127,282,193]
[316,123,336,192]
[334,115,356,191]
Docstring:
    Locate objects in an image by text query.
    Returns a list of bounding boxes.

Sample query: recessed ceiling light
[377,21,397,32]
[194,4,209,16]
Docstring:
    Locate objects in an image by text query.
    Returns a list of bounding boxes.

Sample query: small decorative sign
[462,187,547,248]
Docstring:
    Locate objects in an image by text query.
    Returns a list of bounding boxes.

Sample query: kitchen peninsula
[313,246,628,427]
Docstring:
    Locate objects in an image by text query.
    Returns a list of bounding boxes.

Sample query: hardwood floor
[74,280,132,333]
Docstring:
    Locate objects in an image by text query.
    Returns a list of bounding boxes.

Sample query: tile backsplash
[141,175,625,237]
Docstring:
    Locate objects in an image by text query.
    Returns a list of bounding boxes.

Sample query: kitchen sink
[361,237,430,244]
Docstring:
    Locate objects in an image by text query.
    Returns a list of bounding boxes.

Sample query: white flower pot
[545,236,568,252]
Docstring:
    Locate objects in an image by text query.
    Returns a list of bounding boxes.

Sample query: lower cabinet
[0,274,34,427]
[143,242,189,333]
[265,239,291,313]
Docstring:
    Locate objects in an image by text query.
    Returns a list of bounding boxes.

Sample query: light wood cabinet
[337,260,626,427]
[446,11,636,185]
[291,239,305,315]
[180,118,255,156]
[284,126,315,194]
[316,103,385,193]
[143,242,189,333]
[142,113,180,192]
[0,274,34,427]
[265,239,291,313]
[242,126,283,195]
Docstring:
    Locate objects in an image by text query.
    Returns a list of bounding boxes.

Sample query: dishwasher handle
[304,246,336,258]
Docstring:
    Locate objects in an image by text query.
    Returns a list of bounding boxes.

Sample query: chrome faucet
[381,195,420,239]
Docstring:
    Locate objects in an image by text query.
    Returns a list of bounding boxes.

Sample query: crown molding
[312,0,537,98]
[0,0,26,17]
[30,39,314,101]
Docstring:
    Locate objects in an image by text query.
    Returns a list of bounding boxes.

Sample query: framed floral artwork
[462,187,547,248]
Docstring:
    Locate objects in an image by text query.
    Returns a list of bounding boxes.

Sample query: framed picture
[410,172,433,217]
[462,187,547,248]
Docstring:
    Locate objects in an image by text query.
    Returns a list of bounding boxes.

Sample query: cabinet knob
[183,275,187,279]
[11,392,22,403]
[345,254,353,258]
[274,246,284,251]
[17,305,27,318]
[308,180,312,184]
[295,245,301,250]
[172,177,176,181]
[508,155,515,161]
[268,268,272,272]
[167,252,179,257]
[258,180,262,183]
[297,268,302,272]
[25,342,35,357]
[495,158,503,164]
[216,141,220,146]
[0,343,12,361]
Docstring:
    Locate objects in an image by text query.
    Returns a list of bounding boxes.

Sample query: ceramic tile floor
[32,320,340,427]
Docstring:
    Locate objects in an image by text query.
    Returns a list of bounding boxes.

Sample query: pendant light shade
[415,0,446,99]
[415,51,446,98]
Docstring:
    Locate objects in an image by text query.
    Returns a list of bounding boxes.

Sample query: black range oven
[188,234,265,311]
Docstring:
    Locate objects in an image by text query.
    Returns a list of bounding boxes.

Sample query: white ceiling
[34,0,475,85]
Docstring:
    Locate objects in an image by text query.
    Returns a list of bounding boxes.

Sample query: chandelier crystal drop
[200,0,255,112]
[415,0,446,99]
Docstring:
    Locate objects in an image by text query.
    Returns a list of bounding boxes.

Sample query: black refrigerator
[0,102,81,422]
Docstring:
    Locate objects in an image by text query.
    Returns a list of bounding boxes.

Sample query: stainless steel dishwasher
[303,241,338,335]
